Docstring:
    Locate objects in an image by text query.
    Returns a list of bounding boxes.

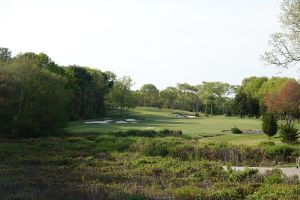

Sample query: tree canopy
[262,0,300,67]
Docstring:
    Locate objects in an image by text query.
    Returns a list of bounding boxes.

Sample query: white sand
[85,120,112,124]
[115,120,128,124]
[125,119,137,122]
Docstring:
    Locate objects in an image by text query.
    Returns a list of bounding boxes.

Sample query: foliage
[138,84,160,107]
[1,133,300,200]
[66,65,113,119]
[264,80,300,121]
[0,54,70,136]
[262,113,278,139]
[279,123,299,144]
[262,0,300,67]
[233,91,260,118]
[229,168,259,182]
[231,126,243,134]
[106,76,135,113]
[0,49,113,136]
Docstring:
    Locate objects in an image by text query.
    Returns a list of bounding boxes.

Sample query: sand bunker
[176,114,196,119]
[115,120,128,124]
[85,118,138,124]
[85,120,112,124]
[125,119,137,122]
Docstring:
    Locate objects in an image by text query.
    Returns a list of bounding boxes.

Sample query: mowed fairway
[66,107,287,145]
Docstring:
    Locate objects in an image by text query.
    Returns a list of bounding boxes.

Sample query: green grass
[67,107,272,145]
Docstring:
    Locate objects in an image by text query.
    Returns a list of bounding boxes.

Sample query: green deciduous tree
[107,76,135,114]
[138,84,160,107]
[160,87,178,109]
[0,53,70,136]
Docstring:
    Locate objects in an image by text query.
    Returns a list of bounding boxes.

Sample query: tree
[197,82,233,115]
[138,84,160,107]
[66,66,113,119]
[0,47,11,62]
[264,80,300,125]
[108,76,134,114]
[279,123,299,143]
[262,113,278,139]
[262,0,300,67]
[0,53,70,136]
[160,87,178,109]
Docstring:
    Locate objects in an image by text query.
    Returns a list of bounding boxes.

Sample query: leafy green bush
[279,124,299,144]
[264,169,283,184]
[169,144,195,160]
[231,126,242,134]
[229,168,259,182]
[262,144,295,162]
[159,129,182,136]
[258,141,275,146]
[141,139,183,157]
[114,129,183,138]
[114,129,156,137]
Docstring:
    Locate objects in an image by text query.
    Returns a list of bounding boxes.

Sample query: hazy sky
[1,0,299,89]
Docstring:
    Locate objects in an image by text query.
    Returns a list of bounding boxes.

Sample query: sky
[1,0,299,89]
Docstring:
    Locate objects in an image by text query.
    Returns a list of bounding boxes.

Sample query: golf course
[2,0,300,199]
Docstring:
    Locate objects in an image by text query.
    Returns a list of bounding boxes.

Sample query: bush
[141,139,183,157]
[231,126,242,134]
[279,124,299,144]
[169,144,195,160]
[229,168,259,182]
[262,145,295,162]
[262,113,278,139]
[264,169,283,184]
[114,129,183,138]
[258,141,275,146]
[114,129,156,137]
[159,129,182,136]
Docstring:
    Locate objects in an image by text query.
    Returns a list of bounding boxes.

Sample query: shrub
[262,145,295,162]
[114,129,156,137]
[114,129,183,138]
[258,141,275,146]
[229,168,259,182]
[231,126,242,134]
[159,129,182,136]
[279,124,299,144]
[262,113,278,139]
[142,141,171,157]
[264,169,283,184]
[169,145,195,160]
[141,139,183,157]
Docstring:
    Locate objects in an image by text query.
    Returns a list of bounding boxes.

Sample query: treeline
[110,76,300,120]
[0,48,113,137]
[106,80,237,115]
[233,76,300,120]
[1,48,299,137]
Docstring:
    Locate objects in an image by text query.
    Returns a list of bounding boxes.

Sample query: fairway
[67,107,279,145]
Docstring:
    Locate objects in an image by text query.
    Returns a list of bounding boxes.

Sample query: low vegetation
[1,129,300,199]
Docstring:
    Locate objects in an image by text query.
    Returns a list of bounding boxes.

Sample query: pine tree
[262,113,278,139]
